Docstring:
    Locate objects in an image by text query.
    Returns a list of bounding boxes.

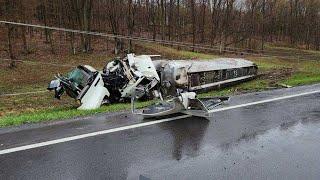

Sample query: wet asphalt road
[1,84,320,180]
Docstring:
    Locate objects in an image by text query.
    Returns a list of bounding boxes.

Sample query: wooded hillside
[1,0,320,57]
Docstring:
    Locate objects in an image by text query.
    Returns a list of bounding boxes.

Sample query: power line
[0,20,210,48]
[0,21,317,62]
[0,20,272,55]
[2,20,315,56]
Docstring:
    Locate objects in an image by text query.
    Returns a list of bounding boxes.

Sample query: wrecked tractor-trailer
[48,54,258,110]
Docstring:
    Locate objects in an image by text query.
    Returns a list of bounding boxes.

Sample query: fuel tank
[154,58,258,95]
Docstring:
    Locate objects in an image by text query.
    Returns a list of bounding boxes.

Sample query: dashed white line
[0,89,319,155]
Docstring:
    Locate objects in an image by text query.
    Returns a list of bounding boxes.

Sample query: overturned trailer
[48,54,258,110]
[154,58,257,95]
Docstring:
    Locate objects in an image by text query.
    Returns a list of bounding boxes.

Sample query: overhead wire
[1,20,312,59]
[0,21,317,97]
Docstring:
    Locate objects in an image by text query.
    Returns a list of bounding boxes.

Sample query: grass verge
[0,101,153,127]
[1,44,320,127]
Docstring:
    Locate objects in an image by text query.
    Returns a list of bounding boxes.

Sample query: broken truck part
[131,91,229,119]
[47,65,110,110]
[48,54,258,110]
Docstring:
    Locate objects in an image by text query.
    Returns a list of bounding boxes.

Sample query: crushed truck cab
[48,65,110,110]
[48,54,161,110]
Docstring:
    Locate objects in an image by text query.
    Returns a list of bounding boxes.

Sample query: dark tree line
[1,0,320,60]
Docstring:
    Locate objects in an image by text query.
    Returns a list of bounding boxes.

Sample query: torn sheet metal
[132,92,229,119]
[48,54,258,110]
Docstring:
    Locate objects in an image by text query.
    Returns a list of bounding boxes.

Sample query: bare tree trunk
[191,0,196,51]
[19,0,29,53]
[127,0,135,52]
[70,32,76,55]
[7,25,16,68]
[210,0,221,46]
[168,0,173,41]
[248,0,258,49]
[81,0,92,52]
[49,30,55,54]
[42,0,50,43]
[317,22,320,50]
[21,26,29,53]
[200,0,206,43]
[177,0,182,43]
[261,0,266,51]
[150,0,157,40]
[107,0,123,55]
[160,0,165,40]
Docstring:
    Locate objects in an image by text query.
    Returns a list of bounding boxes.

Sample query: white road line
[0,89,320,155]
[0,115,192,155]
[208,89,320,113]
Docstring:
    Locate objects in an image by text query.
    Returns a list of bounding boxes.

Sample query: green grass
[0,100,153,127]
[1,43,320,127]
[281,59,320,86]
[0,54,109,94]
[282,72,320,86]
[0,44,220,127]
[0,79,270,126]
[198,80,269,97]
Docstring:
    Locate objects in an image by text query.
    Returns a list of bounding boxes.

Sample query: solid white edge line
[0,114,191,155]
[0,89,319,155]
[208,90,320,113]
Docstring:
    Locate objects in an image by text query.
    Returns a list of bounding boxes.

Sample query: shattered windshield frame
[66,66,93,89]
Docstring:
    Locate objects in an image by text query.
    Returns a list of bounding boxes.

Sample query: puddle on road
[136,118,320,179]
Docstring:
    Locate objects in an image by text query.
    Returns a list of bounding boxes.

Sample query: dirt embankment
[259,67,295,87]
